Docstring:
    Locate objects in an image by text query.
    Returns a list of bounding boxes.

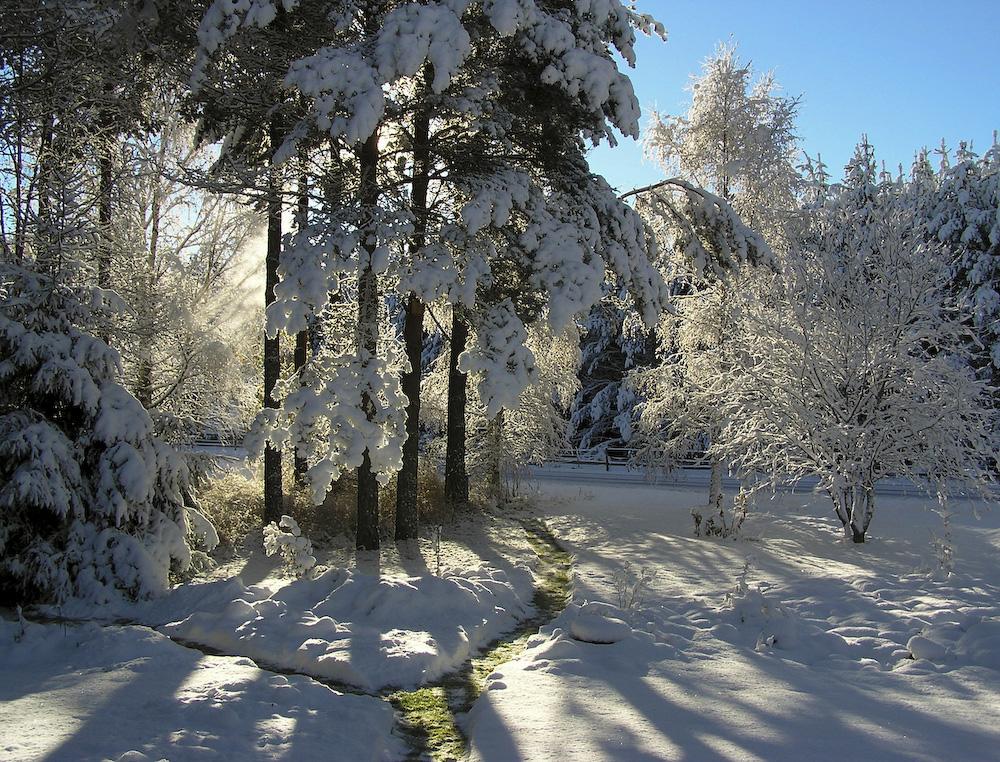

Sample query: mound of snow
[161,564,533,690]
[717,580,852,661]
[570,602,632,644]
[907,616,1000,669]
[907,634,950,662]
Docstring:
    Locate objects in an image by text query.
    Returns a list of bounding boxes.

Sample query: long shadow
[26,626,199,761]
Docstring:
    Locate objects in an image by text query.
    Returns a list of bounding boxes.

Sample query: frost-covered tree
[112,103,262,441]
[710,143,997,543]
[622,43,797,523]
[643,42,800,244]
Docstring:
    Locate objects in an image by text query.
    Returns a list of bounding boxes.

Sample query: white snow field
[467,465,1000,761]
[0,620,402,761]
[4,466,999,761]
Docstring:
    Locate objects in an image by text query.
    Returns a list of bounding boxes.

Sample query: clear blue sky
[589,0,1000,194]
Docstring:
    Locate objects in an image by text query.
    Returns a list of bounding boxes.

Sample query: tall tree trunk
[356,128,381,551]
[11,53,26,264]
[396,87,431,541]
[263,118,284,525]
[96,100,114,293]
[708,456,724,512]
[35,113,54,273]
[486,408,505,502]
[396,294,425,539]
[135,136,167,410]
[293,158,309,484]
[445,310,470,509]
[97,148,113,289]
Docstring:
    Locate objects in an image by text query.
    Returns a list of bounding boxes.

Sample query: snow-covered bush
[612,561,658,611]
[194,471,264,551]
[0,264,199,604]
[263,515,316,576]
[691,489,748,539]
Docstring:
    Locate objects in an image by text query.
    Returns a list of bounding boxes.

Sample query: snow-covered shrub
[723,560,797,651]
[612,561,658,611]
[710,142,998,542]
[263,515,316,576]
[194,471,263,551]
[0,264,197,604]
[692,490,748,539]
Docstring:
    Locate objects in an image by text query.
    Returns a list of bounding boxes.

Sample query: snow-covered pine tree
[927,135,1000,381]
[229,1,670,535]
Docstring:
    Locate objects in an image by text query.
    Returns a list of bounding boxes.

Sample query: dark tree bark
[831,484,874,543]
[293,158,309,484]
[396,90,431,541]
[263,117,284,525]
[35,113,54,273]
[444,310,470,509]
[485,408,504,501]
[96,137,113,292]
[96,78,117,295]
[134,134,167,410]
[356,128,381,551]
[396,294,425,539]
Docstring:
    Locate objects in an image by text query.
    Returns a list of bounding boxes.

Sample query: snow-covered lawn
[0,621,402,762]
[160,562,533,691]
[4,467,999,761]
[467,466,1000,761]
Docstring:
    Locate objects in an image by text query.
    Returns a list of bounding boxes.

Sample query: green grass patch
[387,517,574,761]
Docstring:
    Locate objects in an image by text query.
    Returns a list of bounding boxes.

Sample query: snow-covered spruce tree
[0,1,217,603]
[571,294,656,454]
[0,261,209,604]
[926,136,1000,382]
[710,142,997,543]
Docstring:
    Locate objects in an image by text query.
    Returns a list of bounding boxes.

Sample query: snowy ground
[0,620,402,761]
[5,467,999,760]
[4,511,537,759]
[467,465,1000,761]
